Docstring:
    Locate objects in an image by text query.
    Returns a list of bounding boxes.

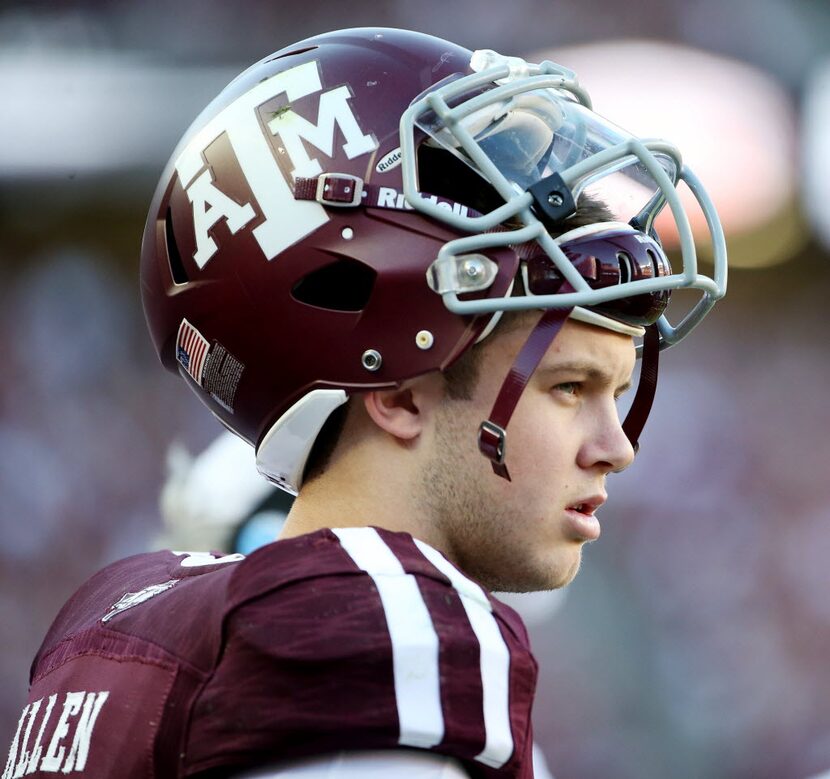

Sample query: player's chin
[505,551,582,593]
[544,548,584,590]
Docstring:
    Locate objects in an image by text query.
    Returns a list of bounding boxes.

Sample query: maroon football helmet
[141,28,726,492]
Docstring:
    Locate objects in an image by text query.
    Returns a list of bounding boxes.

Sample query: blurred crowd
[3,1,830,777]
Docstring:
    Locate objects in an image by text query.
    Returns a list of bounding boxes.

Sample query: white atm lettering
[185,168,256,269]
[175,60,377,269]
[268,83,376,178]
[2,691,109,777]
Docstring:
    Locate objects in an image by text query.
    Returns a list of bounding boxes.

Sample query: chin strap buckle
[315,174,364,207]
[478,420,507,468]
[294,174,364,207]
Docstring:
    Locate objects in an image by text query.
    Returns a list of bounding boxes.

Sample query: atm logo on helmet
[174,60,377,269]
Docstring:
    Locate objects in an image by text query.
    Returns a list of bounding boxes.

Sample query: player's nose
[579,401,636,474]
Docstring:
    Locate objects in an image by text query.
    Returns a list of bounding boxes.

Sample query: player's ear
[363,372,445,441]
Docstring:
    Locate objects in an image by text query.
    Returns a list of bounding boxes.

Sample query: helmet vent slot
[646,248,660,277]
[292,258,376,312]
[165,207,189,285]
[265,45,318,63]
[616,250,633,284]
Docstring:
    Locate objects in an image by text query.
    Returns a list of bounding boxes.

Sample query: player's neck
[277,446,446,552]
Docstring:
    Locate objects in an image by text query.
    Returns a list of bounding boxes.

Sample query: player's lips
[563,494,606,541]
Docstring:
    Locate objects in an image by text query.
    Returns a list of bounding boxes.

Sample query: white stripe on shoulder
[331,528,444,750]
[413,539,514,769]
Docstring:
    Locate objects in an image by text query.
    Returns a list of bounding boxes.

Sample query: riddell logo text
[3,691,109,777]
[372,187,470,218]
[375,147,403,173]
[175,60,378,269]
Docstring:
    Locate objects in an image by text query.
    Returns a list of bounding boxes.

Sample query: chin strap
[621,322,660,453]
[478,318,661,481]
[478,308,573,481]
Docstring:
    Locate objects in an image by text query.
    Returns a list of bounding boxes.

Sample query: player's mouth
[563,495,605,541]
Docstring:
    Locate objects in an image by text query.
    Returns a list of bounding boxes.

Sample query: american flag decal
[176,318,210,386]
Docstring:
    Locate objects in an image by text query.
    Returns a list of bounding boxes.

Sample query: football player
[154,428,560,777]
[7,28,726,779]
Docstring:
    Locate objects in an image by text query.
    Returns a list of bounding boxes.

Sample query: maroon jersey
[4,527,537,778]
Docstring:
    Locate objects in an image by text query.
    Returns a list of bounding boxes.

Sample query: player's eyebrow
[537,361,633,394]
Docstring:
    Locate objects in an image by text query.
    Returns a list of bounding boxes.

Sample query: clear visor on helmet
[400,57,726,351]
[416,87,678,223]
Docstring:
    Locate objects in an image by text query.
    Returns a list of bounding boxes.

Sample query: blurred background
[2,0,830,777]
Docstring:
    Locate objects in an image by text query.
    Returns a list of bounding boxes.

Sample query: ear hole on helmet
[291,258,376,312]
[165,207,189,285]
[417,145,505,215]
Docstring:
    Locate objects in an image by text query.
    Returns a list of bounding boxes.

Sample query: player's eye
[554,381,579,396]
